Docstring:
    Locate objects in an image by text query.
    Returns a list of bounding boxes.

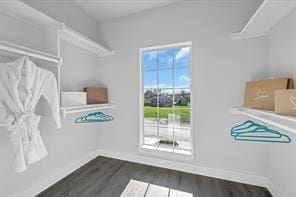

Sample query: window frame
[139,41,194,159]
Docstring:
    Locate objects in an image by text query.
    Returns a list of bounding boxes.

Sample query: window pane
[144,50,157,70]
[174,89,191,107]
[175,125,191,150]
[174,67,191,89]
[174,47,190,67]
[144,107,158,146]
[158,49,173,69]
[144,136,158,146]
[159,89,173,108]
[158,89,175,148]
[158,69,173,89]
[173,111,191,150]
[144,88,158,146]
[144,89,158,107]
[144,71,157,89]
[174,89,191,150]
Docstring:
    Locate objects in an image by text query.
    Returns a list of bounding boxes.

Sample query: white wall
[267,8,296,197]
[96,0,268,177]
[5,1,295,196]
[22,0,99,42]
[0,1,101,196]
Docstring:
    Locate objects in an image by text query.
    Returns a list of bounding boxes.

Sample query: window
[140,42,193,156]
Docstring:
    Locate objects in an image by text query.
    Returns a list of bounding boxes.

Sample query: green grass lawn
[144,106,190,123]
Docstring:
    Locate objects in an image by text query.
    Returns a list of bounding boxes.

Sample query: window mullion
[156,49,160,149]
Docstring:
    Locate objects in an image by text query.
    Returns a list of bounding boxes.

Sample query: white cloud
[175,47,190,60]
[146,51,157,61]
[179,74,190,82]
[158,83,171,89]
[144,85,157,89]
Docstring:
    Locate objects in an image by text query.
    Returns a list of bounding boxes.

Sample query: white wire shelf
[231,0,296,40]
[231,107,296,134]
[61,103,115,117]
[59,23,115,57]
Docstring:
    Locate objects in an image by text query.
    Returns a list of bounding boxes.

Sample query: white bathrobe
[0,56,61,172]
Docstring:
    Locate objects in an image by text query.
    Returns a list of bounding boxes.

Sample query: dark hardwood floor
[37,156,272,197]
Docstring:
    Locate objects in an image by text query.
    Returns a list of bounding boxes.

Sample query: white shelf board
[59,24,115,57]
[0,40,62,64]
[61,103,115,117]
[0,1,115,57]
[232,0,296,40]
[231,107,296,134]
[0,0,60,29]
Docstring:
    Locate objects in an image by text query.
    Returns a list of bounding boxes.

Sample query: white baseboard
[10,148,278,197]
[265,179,278,197]
[96,149,272,190]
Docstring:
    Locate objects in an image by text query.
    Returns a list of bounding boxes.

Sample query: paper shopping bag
[275,89,296,116]
[243,78,291,110]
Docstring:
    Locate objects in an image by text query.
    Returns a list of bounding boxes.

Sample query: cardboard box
[243,78,292,110]
[84,87,108,104]
[275,89,296,116]
[288,78,294,89]
[61,92,87,107]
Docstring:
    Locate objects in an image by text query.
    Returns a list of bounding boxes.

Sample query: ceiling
[73,0,183,22]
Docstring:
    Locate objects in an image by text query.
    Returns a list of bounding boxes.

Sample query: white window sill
[138,145,195,161]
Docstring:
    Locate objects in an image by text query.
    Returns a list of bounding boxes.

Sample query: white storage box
[61,92,87,107]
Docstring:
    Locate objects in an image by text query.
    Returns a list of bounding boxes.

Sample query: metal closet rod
[0,40,62,65]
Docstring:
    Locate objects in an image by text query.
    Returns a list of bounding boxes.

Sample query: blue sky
[144,47,191,90]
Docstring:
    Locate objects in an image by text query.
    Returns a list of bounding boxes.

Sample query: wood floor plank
[170,189,193,197]
[37,156,273,197]
[63,157,119,197]
[120,179,148,197]
[77,159,126,196]
[96,161,149,197]
[145,184,169,197]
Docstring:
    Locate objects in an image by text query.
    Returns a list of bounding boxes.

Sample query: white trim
[139,47,144,146]
[140,41,192,52]
[189,42,194,151]
[138,145,194,161]
[8,149,101,197]
[9,149,277,197]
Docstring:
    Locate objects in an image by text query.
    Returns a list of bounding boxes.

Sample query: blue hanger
[231,120,269,136]
[235,133,291,143]
[233,126,281,138]
[75,112,113,123]
[231,120,291,143]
